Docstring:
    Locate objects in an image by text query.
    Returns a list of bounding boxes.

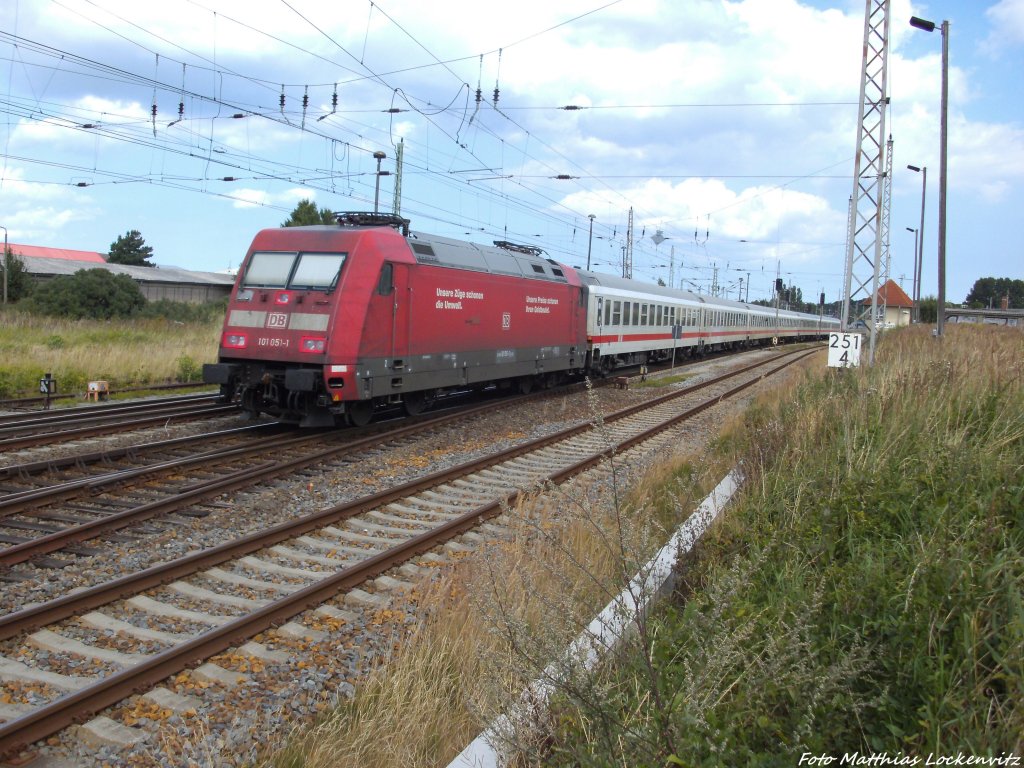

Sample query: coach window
[612,300,621,325]
[604,299,611,326]
[622,301,631,326]
[640,304,648,325]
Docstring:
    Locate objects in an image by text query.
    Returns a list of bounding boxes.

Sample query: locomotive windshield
[241,251,347,291]
[290,252,347,290]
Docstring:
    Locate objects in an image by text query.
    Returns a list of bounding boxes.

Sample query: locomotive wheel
[517,377,533,395]
[346,399,374,427]
[403,391,428,416]
[240,387,261,418]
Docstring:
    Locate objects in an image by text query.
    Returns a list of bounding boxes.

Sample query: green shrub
[28,269,146,319]
[176,355,201,382]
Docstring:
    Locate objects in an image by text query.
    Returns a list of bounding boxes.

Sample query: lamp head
[910,15,936,32]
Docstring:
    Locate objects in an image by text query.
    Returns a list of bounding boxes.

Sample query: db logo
[267,313,288,329]
[502,312,511,329]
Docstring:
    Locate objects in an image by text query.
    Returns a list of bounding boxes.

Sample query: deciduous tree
[282,199,335,227]
[965,277,1024,309]
[2,247,32,302]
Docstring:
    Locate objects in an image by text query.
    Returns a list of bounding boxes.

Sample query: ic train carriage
[203,213,840,426]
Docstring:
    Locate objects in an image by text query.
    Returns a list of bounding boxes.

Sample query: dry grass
[0,311,221,395]
[262,395,723,767]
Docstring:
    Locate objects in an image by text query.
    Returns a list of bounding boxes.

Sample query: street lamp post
[910,15,949,337]
[907,164,927,322]
[586,214,595,271]
[372,151,386,213]
[905,226,918,321]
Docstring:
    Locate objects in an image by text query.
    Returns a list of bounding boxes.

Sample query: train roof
[574,269,704,302]
[406,231,571,284]
[574,268,830,320]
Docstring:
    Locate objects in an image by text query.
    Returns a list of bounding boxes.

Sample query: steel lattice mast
[623,207,634,279]
[841,0,891,364]
[879,134,894,324]
[391,138,404,216]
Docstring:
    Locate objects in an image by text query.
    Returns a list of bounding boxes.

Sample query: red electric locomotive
[203,213,588,426]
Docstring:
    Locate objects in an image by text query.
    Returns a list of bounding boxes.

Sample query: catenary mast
[841,0,891,364]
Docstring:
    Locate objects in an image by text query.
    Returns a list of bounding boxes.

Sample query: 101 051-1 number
[257,337,290,348]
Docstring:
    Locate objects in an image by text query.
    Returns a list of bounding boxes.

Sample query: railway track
[0,347,816,761]
[0,383,216,412]
[0,386,589,571]
[0,394,238,451]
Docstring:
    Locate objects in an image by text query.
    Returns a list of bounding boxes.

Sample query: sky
[1,0,1021,306]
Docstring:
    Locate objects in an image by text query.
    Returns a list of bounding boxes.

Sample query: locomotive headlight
[223,332,248,349]
[300,336,326,354]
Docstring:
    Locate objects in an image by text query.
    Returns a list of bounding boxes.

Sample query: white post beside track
[448,468,745,768]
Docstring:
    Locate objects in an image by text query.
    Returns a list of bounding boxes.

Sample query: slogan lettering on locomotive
[525,295,559,314]
[435,286,485,310]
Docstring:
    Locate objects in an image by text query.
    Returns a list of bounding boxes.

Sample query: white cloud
[230,186,317,209]
[985,0,1024,49]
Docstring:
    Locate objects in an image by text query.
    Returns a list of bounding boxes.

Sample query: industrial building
[7,243,234,304]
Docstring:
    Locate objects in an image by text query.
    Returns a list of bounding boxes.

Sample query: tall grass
[545,325,1023,764]
[261,326,1021,766]
[0,308,221,396]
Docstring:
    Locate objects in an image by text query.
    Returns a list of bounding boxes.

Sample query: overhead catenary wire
[0,2,856,300]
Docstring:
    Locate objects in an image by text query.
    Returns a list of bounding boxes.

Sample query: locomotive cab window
[243,251,297,288]
[242,251,347,292]
[290,252,347,291]
[292,252,348,290]
[377,262,394,295]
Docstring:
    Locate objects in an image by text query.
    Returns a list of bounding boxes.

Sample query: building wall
[139,283,232,304]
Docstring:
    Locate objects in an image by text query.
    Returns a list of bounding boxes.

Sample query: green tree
[282,199,336,227]
[2,247,32,302]
[917,295,937,323]
[29,268,146,319]
[964,277,1024,309]
[108,229,155,267]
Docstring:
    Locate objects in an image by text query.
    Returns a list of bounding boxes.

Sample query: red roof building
[7,243,106,263]
[862,279,914,327]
